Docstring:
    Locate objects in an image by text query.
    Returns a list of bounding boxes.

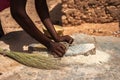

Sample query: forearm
[11,11,53,48]
[42,18,60,41]
[35,0,60,42]
[0,20,4,37]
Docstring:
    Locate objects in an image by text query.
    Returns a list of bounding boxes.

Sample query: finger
[51,51,60,58]
[53,53,59,58]
[57,46,66,54]
[54,50,64,57]
[60,44,66,50]
[64,36,74,44]
[69,39,74,44]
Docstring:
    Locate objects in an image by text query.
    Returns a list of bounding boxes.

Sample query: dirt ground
[63,22,120,37]
[0,0,120,37]
[48,0,120,37]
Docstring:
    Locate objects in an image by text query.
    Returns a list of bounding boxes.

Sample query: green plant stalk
[0,48,61,69]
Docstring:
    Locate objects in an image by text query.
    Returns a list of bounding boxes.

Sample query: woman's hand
[47,42,66,58]
[57,35,74,44]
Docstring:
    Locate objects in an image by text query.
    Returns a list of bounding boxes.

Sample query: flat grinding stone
[28,43,96,56]
[65,43,96,56]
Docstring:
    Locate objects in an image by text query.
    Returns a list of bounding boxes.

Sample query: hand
[58,35,74,44]
[47,42,66,58]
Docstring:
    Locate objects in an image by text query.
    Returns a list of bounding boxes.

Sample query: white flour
[62,50,110,65]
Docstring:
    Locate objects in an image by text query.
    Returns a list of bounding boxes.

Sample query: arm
[10,0,66,57]
[0,20,4,37]
[10,0,51,48]
[35,0,74,43]
[35,0,60,42]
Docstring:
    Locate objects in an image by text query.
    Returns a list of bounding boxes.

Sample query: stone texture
[28,43,96,56]
[65,43,96,56]
[61,0,120,26]
[0,32,120,80]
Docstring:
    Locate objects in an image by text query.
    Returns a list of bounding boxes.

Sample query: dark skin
[0,20,4,37]
[10,0,74,57]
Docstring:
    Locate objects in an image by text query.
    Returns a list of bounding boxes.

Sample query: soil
[0,0,120,37]
[63,22,120,37]
[48,0,120,37]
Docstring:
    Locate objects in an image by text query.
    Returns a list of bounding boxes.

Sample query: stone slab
[65,43,96,56]
[28,43,96,56]
[1,32,120,80]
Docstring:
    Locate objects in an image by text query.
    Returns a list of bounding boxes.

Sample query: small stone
[28,43,47,53]
[62,15,67,20]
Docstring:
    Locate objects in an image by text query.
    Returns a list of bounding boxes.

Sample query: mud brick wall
[61,0,120,26]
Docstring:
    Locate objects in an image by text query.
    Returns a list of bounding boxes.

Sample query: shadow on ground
[0,30,38,52]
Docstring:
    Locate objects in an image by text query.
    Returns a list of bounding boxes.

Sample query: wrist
[45,40,54,49]
[54,36,62,42]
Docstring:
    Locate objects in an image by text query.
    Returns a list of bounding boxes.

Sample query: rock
[61,0,120,26]
[28,43,96,56]
[43,25,64,38]
[106,6,120,20]
[28,43,47,53]
[106,0,120,6]
[1,32,120,80]
[65,43,96,56]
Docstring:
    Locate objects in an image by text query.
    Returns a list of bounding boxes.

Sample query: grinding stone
[28,43,96,56]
